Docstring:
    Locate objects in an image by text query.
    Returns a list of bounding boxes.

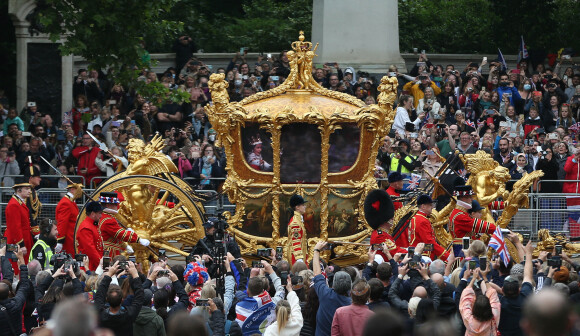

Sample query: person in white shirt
[264,275,303,336]
[393,95,425,137]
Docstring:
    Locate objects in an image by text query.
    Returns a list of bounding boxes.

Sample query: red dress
[370,228,407,261]
[56,194,79,256]
[98,213,139,257]
[408,210,449,260]
[4,195,32,271]
[72,146,102,187]
[77,216,104,271]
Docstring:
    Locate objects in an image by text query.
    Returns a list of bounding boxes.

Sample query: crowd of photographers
[1,215,578,336]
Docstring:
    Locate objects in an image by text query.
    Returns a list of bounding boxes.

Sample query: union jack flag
[465,120,475,129]
[477,120,485,129]
[569,122,580,135]
[408,173,421,190]
[489,227,511,267]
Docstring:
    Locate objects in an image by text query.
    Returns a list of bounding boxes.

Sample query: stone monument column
[312,0,406,74]
[8,0,73,121]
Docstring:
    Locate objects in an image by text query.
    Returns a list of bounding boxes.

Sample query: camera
[480,257,487,271]
[468,260,477,270]
[157,270,170,277]
[555,245,562,256]
[6,244,18,252]
[462,237,470,250]
[51,253,70,270]
[372,244,383,251]
[118,261,129,270]
[408,246,415,258]
[548,256,562,268]
[322,243,333,251]
[276,246,283,260]
[424,244,433,252]
[252,260,264,268]
[75,254,86,262]
[280,271,289,285]
[408,260,418,269]
[257,248,272,258]
[195,299,209,306]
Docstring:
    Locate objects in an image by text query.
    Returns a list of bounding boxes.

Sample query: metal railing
[3,176,580,241]
[1,174,86,186]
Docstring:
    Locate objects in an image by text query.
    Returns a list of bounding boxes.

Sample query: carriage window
[241,123,273,172]
[280,123,321,183]
[328,124,360,173]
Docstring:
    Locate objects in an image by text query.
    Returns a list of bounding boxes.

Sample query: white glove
[34,234,39,240]
[55,243,63,253]
[126,228,134,233]
[125,245,134,254]
[139,238,150,247]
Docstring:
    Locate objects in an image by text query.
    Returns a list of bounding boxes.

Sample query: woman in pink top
[331,279,374,336]
[460,268,501,336]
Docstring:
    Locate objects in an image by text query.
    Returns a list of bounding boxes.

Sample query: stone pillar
[312,0,405,74]
[8,0,73,122]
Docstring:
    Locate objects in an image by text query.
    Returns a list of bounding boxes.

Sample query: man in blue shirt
[496,73,522,107]
[312,240,352,336]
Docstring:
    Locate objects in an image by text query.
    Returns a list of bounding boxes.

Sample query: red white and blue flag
[489,227,511,267]
[497,48,508,72]
[408,173,421,190]
[465,120,475,129]
[518,36,529,63]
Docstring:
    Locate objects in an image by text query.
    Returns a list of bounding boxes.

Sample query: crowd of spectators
[0,230,578,336]
[1,39,580,193]
[3,36,580,335]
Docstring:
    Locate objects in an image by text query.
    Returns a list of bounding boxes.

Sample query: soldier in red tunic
[408,194,450,261]
[4,181,33,271]
[98,192,150,257]
[55,183,83,255]
[365,189,407,262]
[286,194,309,264]
[449,185,496,256]
[386,172,409,247]
[24,162,42,239]
[77,201,105,271]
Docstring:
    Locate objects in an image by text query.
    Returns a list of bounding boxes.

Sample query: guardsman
[4,179,33,271]
[98,192,150,257]
[77,201,105,271]
[286,194,309,264]
[55,183,83,255]
[29,218,57,270]
[366,189,407,261]
[24,161,42,239]
[408,194,449,261]
[386,172,409,247]
[449,185,496,255]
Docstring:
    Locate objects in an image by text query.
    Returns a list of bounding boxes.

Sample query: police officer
[29,218,57,270]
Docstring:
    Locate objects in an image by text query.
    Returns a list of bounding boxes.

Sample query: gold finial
[299,31,305,42]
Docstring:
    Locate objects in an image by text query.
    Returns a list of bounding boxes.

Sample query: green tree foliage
[398,0,578,55]
[155,0,312,53]
[37,0,189,105]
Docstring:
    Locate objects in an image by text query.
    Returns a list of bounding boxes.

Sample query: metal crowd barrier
[3,177,580,241]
